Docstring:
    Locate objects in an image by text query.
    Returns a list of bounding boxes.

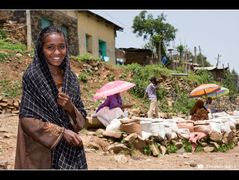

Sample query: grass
[0,53,13,63]
[0,80,22,98]
[0,39,26,53]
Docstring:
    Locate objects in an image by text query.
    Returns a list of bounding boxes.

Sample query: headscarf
[190,100,207,115]
[19,26,87,169]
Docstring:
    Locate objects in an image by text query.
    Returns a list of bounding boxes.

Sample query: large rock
[132,136,146,153]
[120,122,142,136]
[159,145,167,155]
[108,143,130,154]
[209,131,222,142]
[124,133,138,143]
[0,161,8,169]
[87,136,110,152]
[150,143,160,157]
[103,130,122,139]
[222,132,234,144]
[87,142,100,150]
[209,141,220,149]
[113,154,129,164]
[85,116,105,129]
[203,146,215,152]
[95,128,104,137]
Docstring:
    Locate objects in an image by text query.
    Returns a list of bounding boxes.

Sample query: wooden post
[194,46,197,64]
[26,10,32,51]
[199,45,203,67]
[216,54,221,68]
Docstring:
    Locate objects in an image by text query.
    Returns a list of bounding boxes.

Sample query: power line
[100,10,133,32]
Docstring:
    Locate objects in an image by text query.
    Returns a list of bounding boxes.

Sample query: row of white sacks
[106,111,239,140]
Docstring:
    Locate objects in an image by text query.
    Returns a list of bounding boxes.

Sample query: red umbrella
[93,80,135,100]
[190,84,220,98]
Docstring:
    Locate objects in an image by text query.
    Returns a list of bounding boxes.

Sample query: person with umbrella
[204,97,218,113]
[93,81,135,127]
[190,99,209,121]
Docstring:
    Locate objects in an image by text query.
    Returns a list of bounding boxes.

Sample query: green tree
[196,54,211,67]
[132,11,177,64]
[176,44,185,61]
[223,69,239,96]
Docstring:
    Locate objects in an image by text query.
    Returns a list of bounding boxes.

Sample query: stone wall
[0,10,27,44]
[31,10,78,55]
[0,10,78,56]
[119,48,154,65]
[0,97,20,114]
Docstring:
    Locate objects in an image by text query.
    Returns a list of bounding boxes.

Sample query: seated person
[94,93,132,127]
[204,97,217,113]
[190,100,209,121]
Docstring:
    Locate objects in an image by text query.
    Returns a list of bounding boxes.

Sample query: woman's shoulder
[23,63,40,79]
[68,71,78,82]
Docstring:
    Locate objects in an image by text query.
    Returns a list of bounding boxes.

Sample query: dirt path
[1,114,239,170]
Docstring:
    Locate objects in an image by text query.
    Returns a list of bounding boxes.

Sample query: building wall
[77,11,116,63]
[0,10,26,24]
[61,10,77,19]
[31,10,78,55]
[117,48,153,66]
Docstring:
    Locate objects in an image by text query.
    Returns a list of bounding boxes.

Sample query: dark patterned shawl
[19,36,87,169]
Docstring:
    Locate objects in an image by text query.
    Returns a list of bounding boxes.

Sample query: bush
[74,53,101,62]
[78,73,88,83]
[0,80,21,98]
[0,53,12,63]
[0,29,7,39]
[0,39,26,53]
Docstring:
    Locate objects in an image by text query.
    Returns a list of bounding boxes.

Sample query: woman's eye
[59,45,66,49]
[47,46,54,50]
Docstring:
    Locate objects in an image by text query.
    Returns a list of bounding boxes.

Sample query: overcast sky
[91,10,239,74]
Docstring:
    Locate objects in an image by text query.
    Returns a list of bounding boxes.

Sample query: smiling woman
[15,26,88,169]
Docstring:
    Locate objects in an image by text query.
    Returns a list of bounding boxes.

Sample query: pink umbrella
[93,80,135,100]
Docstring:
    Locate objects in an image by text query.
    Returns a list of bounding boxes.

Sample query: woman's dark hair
[35,25,68,62]
[206,97,213,104]
[190,100,205,115]
[150,77,159,85]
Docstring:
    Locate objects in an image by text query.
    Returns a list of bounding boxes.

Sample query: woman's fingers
[71,135,82,146]
[63,129,82,146]
[70,134,82,146]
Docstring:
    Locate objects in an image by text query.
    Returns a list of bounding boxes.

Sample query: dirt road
[1,114,239,170]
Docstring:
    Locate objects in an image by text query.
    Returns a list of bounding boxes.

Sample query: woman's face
[43,33,66,67]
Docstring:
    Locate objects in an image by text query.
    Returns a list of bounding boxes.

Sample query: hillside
[0,50,150,116]
[0,47,238,117]
[1,41,239,170]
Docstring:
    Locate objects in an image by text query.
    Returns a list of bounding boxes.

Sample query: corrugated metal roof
[194,66,229,71]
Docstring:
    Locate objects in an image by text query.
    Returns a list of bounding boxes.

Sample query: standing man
[144,77,160,118]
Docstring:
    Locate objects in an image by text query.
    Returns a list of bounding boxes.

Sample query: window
[98,40,107,61]
[61,25,68,37]
[85,34,92,53]
[40,17,52,29]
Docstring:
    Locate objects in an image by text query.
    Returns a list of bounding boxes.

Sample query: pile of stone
[0,97,20,114]
[3,20,27,44]
[84,112,239,157]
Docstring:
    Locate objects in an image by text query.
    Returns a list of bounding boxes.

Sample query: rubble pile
[0,97,20,114]
[85,112,239,157]
[3,21,27,44]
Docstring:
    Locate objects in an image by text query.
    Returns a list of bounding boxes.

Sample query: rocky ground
[1,114,239,170]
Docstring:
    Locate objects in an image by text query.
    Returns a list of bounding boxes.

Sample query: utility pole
[26,10,32,51]
[194,46,197,64]
[216,54,221,67]
[198,45,204,67]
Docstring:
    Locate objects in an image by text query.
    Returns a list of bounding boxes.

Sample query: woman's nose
[54,48,61,55]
